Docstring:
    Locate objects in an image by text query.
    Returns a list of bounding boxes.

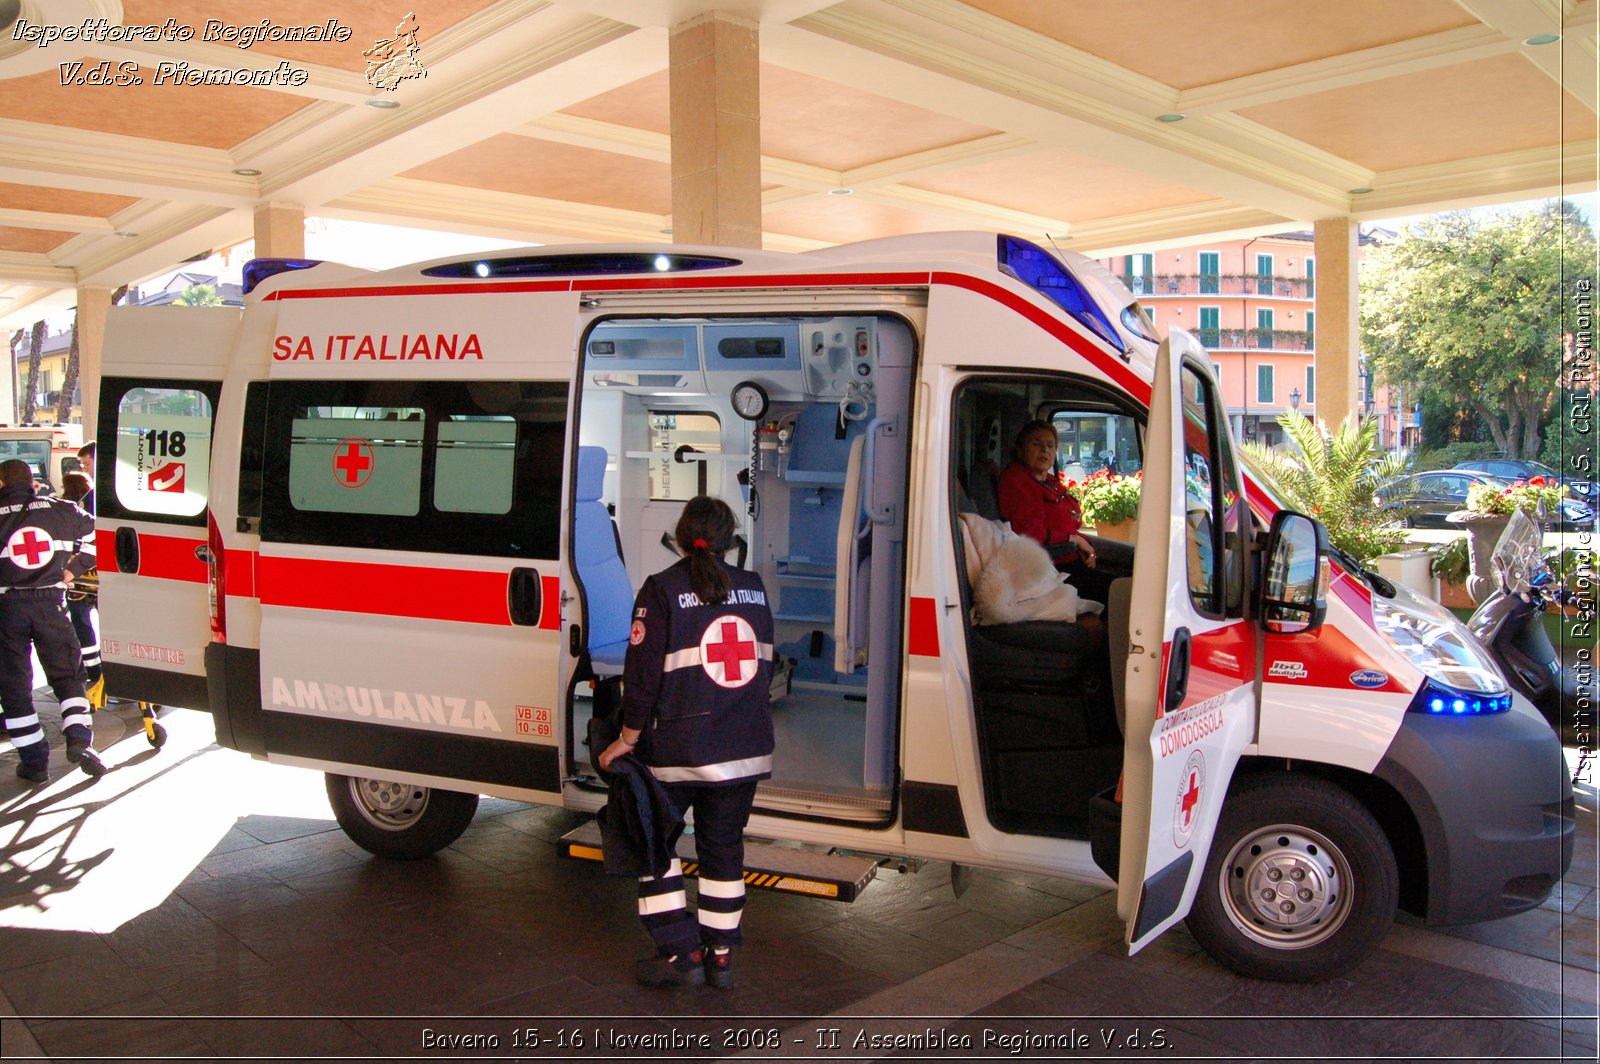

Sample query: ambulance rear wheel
[326,774,478,860]
[1186,775,1397,983]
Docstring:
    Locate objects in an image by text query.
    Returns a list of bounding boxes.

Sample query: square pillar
[74,285,116,433]
[1313,218,1360,428]
[254,203,306,259]
[669,12,761,249]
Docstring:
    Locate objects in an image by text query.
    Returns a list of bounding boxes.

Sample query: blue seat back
[573,446,633,655]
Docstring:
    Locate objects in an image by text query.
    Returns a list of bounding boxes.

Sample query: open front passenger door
[1118,328,1258,952]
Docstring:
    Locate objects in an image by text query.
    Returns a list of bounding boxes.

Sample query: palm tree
[1242,413,1409,563]
[171,283,222,307]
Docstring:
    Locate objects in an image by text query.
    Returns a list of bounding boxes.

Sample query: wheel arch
[1230,755,1430,919]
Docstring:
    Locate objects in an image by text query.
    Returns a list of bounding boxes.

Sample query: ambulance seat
[574,446,632,675]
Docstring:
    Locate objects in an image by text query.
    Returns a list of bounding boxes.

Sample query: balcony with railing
[1194,327,1314,352]
[1117,272,1315,299]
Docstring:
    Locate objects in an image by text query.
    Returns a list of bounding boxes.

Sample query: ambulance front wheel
[1186,775,1398,983]
[325,774,479,860]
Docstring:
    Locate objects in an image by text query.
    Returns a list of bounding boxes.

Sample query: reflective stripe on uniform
[662,642,774,673]
[649,754,773,783]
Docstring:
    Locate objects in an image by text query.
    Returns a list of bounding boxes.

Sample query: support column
[1313,217,1360,428]
[253,203,306,259]
[74,285,115,434]
[668,12,761,249]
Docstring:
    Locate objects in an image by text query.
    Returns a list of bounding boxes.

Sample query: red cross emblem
[1180,771,1201,827]
[700,615,759,688]
[6,526,53,570]
[333,437,374,488]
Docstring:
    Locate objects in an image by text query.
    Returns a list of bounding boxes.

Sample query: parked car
[1379,469,1596,530]
[1453,457,1598,505]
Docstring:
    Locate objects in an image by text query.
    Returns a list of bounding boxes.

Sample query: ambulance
[95,233,1573,982]
[0,422,83,493]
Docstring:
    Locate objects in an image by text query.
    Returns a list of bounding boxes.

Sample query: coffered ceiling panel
[0,0,1592,328]
[959,0,1481,90]
[1240,54,1592,172]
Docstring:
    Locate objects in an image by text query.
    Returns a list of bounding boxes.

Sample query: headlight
[1371,587,1507,698]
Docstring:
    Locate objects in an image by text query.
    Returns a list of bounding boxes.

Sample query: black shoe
[15,762,48,784]
[65,742,105,778]
[634,950,705,988]
[703,947,734,989]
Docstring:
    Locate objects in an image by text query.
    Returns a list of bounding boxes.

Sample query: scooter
[1467,509,1588,741]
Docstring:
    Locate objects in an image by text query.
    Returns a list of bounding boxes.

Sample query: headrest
[576,445,607,502]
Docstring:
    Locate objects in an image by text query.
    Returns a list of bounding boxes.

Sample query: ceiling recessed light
[827,187,854,196]
[1524,33,1561,46]
[1157,112,1186,123]
[113,231,139,239]
[658,227,673,235]
[1349,187,1375,195]
[366,98,400,109]
[232,167,261,177]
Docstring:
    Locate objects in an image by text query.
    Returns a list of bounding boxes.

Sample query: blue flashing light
[996,235,1127,354]
[1410,679,1511,717]
[242,257,323,295]
[420,252,743,279]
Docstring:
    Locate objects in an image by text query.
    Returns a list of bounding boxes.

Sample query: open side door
[1118,328,1258,953]
[96,305,237,711]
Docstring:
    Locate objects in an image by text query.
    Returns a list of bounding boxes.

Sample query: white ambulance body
[96,233,1572,982]
[0,422,83,493]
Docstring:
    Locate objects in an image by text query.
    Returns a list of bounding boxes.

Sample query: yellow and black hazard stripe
[560,838,862,901]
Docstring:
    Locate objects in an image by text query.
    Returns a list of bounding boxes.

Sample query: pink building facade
[1098,232,1416,452]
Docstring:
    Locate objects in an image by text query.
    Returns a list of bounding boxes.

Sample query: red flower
[1527,476,1547,486]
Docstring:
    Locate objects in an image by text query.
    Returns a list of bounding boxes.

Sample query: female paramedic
[597,495,776,990]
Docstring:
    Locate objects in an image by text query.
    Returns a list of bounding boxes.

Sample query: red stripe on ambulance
[907,596,940,658]
[97,529,207,583]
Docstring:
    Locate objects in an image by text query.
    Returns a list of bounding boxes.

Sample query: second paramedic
[598,495,775,990]
[0,459,103,781]
[60,471,103,707]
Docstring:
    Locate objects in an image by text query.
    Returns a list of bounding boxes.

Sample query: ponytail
[675,495,736,604]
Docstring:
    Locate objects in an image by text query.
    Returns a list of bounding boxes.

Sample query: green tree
[1243,413,1408,563]
[171,283,222,306]
[1360,200,1597,459]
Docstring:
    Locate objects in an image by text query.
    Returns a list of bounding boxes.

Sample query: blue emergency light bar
[421,253,743,279]
[242,257,324,294]
[1409,679,1513,716]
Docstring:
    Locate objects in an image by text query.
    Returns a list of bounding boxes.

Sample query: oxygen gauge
[731,380,769,420]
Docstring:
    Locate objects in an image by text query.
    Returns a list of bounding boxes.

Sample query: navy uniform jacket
[0,484,95,591]
[621,557,775,785]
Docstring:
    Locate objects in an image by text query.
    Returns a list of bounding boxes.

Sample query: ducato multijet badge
[1349,670,1389,688]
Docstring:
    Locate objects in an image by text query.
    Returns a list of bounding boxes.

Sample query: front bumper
[1374,693,1574,926]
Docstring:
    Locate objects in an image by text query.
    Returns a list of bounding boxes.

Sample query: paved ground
[0,691,1595,1063]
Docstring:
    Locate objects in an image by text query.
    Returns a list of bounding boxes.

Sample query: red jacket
[997,462,1081,549]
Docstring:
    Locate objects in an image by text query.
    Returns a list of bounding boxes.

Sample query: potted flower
[1426,536,1474,610]
[1450,477,1566,602]
[1075,469,1141,542]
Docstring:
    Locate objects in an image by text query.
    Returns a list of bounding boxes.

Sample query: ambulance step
[557,820,877,902]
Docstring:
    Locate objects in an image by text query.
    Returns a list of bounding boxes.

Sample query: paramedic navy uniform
[621,557,775,957]
[0,480,97,775]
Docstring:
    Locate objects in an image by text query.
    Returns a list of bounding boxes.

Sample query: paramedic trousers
[68,595,101,692]
[0,589,91,770]
[637,780,758,957]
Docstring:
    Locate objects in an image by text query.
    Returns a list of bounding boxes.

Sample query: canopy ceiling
[0,0,1594,327]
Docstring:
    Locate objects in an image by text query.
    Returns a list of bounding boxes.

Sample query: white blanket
[958,512,1104,625]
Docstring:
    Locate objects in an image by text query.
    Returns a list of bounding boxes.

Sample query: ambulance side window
[96,378,219,526]
[1180,364,1242,617]
[647,411,720,501]
[260,380,567,559]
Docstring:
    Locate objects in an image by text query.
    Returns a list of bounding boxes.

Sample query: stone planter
[1445,511,1510,605]
[1436,578,1476,610]
[1091,519,1136,543]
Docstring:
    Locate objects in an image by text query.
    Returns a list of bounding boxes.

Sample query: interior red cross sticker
[1180,771,1201,826]
[333,438,374,488]
[8,527,52,568]
[702,617,757,686]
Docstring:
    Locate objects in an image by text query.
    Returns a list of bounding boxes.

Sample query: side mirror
[1259,511,1330,634]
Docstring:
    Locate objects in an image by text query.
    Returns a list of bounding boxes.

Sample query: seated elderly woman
[996,419,1114,605]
